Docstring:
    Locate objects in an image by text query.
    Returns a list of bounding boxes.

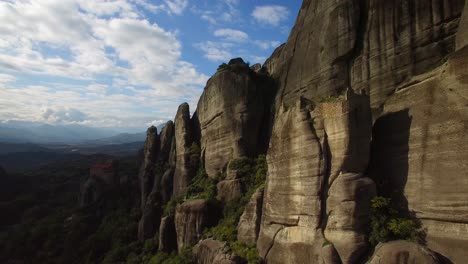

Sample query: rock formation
[196,58,274,177]
[368,240,441,264]
[158,216,177,253]
[173,103,197,198]
[174,199,214,252]
[132,0,468,262]
[193,238,241,264]
[237,187,264,246]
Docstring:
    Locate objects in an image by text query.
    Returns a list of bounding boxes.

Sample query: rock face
[264,0,360,108]
[139,126,160,210]
[173,103,197,198]
[368,240,440,264]
[158,216,177,253]
[258,91,375,264]
[351,0,465,109]
[196,58,273,177]
[175,199,214,252]
[193,238,241,264]
[237,187,264,246]
[368,45,468,263]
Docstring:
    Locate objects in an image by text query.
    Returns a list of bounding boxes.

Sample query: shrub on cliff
[369,196,425,245]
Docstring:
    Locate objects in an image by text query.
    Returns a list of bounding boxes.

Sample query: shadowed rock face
[369,240,441,264]
[368,46,468,263]
[351,0,465,110]
[196,59,274,177]
[173,103,197,198]
[175,199,214,252]
[237,187,264,246]
[158,216,177,253]
[139,126,160,210]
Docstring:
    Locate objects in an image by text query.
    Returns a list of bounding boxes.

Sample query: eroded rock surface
[368,46,468,263]
[175,199,213,252]
[196,58,273,177]
[173,103,197,198]
[193,238,241,264]
[237,187,264,246]
[368,240,440,264]
[139,126,160,210]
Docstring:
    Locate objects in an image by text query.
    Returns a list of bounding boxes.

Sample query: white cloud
[41,107,88,123]
[214,28,248,42]
[164,0,188,15]
[0,73,16,85]
[252,5,289,26]
[0,0,207,128]
[194,41,233,62]
[254,40,281,50]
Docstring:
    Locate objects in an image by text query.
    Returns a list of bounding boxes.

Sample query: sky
[0,0,301,132]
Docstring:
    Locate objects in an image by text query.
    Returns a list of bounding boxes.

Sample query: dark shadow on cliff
[368,109,412,215]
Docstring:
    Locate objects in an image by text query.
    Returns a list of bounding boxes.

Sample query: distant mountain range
[0,120,164,144]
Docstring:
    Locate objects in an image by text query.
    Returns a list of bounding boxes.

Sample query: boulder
[158,216,177,253]
[193,238,241,264]
[173,103,197,198]
[368,240,440,264]
[175,199,214,252]
[216,179,242,203]
[237,187,264,246]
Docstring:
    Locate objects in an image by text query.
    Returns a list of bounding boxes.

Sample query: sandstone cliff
[133,0,468,263]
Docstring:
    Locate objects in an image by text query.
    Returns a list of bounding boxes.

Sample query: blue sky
[0,0,301,131]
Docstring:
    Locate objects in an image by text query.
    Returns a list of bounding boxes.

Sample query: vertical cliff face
[173,103,197,198]
[196,59,274,177]
[134,0,468,262]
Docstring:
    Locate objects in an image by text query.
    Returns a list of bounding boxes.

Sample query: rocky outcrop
[138,187,163,241]
[351,0,465,110]
[173,103,197,198]
[159,121,175,163]
[237,187,264,246]
[258,90,375,263]
[158,216,177,253]
[80,160,119,208]
[216,179,242,203]
[368,45,468,263]
[264,0,361,108]
[139,126,160,210]
[321,244,341,264]
[175,199,214,252]
[368,240,440,264]
[196,58,273,177]
[193,238,241,264]
[257,100,326,264]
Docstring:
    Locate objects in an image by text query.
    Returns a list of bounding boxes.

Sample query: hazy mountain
[83,132,146,145]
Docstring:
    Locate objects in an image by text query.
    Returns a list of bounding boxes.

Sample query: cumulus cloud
[214,28,248,42]
[41,107,88,123]
[194,41,233,62]
[252,5,289,26]
[0,0,207,128]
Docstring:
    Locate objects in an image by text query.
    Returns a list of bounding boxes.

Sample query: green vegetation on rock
[369,196,425,246]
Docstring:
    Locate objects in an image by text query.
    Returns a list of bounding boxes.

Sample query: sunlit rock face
[196,58,274,178]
